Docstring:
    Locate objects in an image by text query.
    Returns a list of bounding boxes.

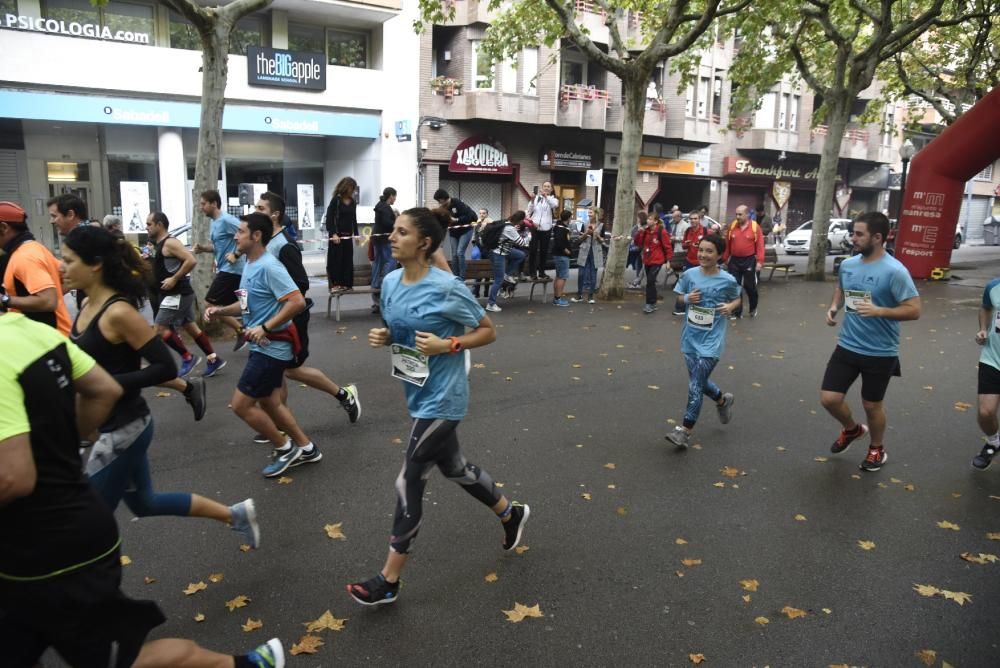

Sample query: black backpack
[478,220,507,253]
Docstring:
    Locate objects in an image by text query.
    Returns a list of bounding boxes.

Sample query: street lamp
[897,138,916,221]
[416,116,448,207]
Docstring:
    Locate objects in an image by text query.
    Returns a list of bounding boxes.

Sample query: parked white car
[782,218,853,255]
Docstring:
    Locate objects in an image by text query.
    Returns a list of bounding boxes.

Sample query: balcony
[642,100,667,136]
[427,88,541,123]
[809,125,871,161]
[440,0,493,25]
[556,84,609,130]
[735,127,801,152]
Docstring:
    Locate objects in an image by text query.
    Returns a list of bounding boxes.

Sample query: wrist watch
[261,323,271,333]
[448,336,463,354]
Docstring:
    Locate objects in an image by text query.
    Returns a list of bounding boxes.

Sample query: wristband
[448,336,463,354]
[262,323,271,334]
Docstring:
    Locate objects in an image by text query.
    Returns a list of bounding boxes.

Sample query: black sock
[234,657,255,668]
[846,424,862,435]
[335,388,348,401]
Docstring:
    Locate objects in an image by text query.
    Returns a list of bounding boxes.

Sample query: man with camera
[527,182,558,280]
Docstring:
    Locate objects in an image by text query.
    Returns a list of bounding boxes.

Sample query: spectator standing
[527,181,558,279]
[571,208,605,304]
[326,177,359,293]
[722,205,764,319]
[627,212,645,288]
[372,187,398,313]
[433,188,477,280]
[682,211,707,270]
[551,209,573,307]
[470,208,492,298]
[102,214,123,237]
[634,211,673,314]
[756,205,773,241]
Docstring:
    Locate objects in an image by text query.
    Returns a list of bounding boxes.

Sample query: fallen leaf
[904,484,915,491]
[923,385,933,391]
[619,325,632,331]
[277,476,293,484]
[666,418,676,424]
[514,545,529,555]
[290,635,325,655]
[391,438,403,444]
[739,579,759,592]
[814,457,829,462]
[681,559,702,567]
[822,608,832,614]
[193,613,205,622]
[940,590,972,605]
[952,493,962,498]
[675,538,688,545]
[473,363,486,369]
[225,595,250,611]
[241,618,263,632]
[607,484,616,489]
[303,610,347,632]
[857,540,876,551]
[566,414,576,419]
[602,462,618,470]
[742,594,751,603]
[647,385,660,390]
[937,520,961,531]
[913,583,941,597]
[495,482,505,488]
[850,474,862,480]
[502,602,544,623]
[689,653,706,664]
[183,581,208,595]
[120,555,132,566]
[890,477,902,484]
[987,532,1000,541]
[484,572,498,583]
[155,391,172,398]
[712,482,726,488]
[580,492,592,501]
[960,552,999,565]
[781,606,807,619]
[144,576,156,584]
[571,376,581,381]
[776,446,787,452]
[754,616,769,626]
[324,523,346,539]
[752,382,762,388]
[720,466,741,478]
[954,401,973,412]
[208,572,224,583]
[675,570,685,577]
[239,544,252,552]
[505,376,512,381]
[794,514,807,522]
[572,363,583,368]
[616,506,627,516]
[914,649,936,666]
[992,495,1000,501]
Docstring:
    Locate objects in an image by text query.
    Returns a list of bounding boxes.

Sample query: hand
[204,306,217,322]
[193,243,204,253]
[826,308,839,326]
[716,301,735,316]
[369,327,390,348]
[160,277,176,291]
[853,300,881,318]
[687,288,702,305]
[414,330,447,356]
[246,326,269,345]
[226,252,239,265]
[756,262,763,272]
[976,329,988,345]
[330,234,341,245]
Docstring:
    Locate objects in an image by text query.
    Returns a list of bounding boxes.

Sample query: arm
[854,295,921,321]
[0,433,35,506]
[755,225,765,269]
[105,303,177,390]
[976,306,991,345]
[204,301,243,321]
[160,238,196,290]
[193,240,215,254]
[8,286,58,313]
[75,363,124,443]
[244,292,306,346]
[826,286,844,326]
[415,314,497,356]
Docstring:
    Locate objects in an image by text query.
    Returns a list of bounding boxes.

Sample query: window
[881,107,894,146]
[169,12,199,50]
[754,92,776,127]
[289,23,324,54]
[789,95,799,131]
[327,29,367,68]
[229,16,263,56]
[1,0,17,13]
[685,85,693,117]
[778,93,788,129]
[712,74,723,118]
[43,0,154,44]
[44,0,98,26]
[104,2,154,40]
[696,77,709,119]
[471,40,495,90]
[501,57,518,94]
[974,164,994,181]
[522,47,538,95]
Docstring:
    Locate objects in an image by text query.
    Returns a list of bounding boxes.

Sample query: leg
[455,229,472,279]
[537,230,551,276]
[157,324,190,359]
[527,232,541,277]
[978,393,1000,437]
[644,265,660,305]
[285,365,341,397]
[507,247,526,277]
[820,391,856,430]
[821,347,862,429]
[488,253,505,305]
[133,639,232,668]
[257,390,310,447]
[861,399,886,447]
[231,390,286,448]
[682,354,720,430]
[183,322,217,359]
[745,264,759,313]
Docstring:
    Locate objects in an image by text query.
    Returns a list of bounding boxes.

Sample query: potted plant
[430,76,463,97]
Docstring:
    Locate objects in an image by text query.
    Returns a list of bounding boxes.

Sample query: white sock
[301,442,315,454]
[987,433,999,447]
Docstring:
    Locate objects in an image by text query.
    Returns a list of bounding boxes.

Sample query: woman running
[346,207,529,606]
[61,225,260,548]
[666,234,742,448]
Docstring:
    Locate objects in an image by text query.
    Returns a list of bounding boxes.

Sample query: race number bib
[160,294,181,310]
[391,344,429,387]
[994,310,1000,334]
[687,304,715,330]
[236,288,249,314]
[844,290,871,313]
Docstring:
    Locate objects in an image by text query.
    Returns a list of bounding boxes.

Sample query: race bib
[687,304,715,329]
[160,294,181,310]
[994,309,1000,334]
[236,288,249,314]
[391,344,429,387]
[844,290,871,313]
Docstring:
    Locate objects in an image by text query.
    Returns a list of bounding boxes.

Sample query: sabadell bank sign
[449,136,513,175]
[248,47,326,92]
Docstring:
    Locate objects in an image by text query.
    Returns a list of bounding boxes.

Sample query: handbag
[471,244,481,260]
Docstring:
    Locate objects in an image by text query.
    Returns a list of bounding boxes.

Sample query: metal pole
[897,156,909,221]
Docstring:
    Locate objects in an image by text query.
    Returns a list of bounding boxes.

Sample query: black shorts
[0,550,164,668]
[822,345,901,402]
[205,271,242,306]
[238,351,290,398]
[287,300,312,369]
[979,362,1000,395]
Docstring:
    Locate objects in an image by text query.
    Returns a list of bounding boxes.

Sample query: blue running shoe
[246,638,285,668]
[229,498,260,549]
[262,445,301,478]
[203,357,227,377]
[178,355,202,377]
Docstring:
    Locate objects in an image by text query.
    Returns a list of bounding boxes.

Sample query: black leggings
[390,418,502,554]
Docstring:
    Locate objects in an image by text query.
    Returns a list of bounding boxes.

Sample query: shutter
[959,196,991,243]
[438,180,503,220]
[0,150,22,202]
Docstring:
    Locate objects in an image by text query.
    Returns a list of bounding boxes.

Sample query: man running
[722,205,764,319]
[193,190,246,349]
[972,274,1000,470]
[205,213,318,478]
[146,211,226,377]
[821,211,921,472]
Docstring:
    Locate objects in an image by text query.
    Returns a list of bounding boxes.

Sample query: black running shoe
[346,574,399,606]
[233,331,249,352]
[502,502,530,552]
[185,377,206,421]
[340,384,361,423]
[831,424,868,454]
[859,446,887,472]
[972,443,997,470]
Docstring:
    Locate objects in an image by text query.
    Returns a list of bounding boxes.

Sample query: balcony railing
[811,125,870,143]
[560,83,610,105]
[575,0,604,16]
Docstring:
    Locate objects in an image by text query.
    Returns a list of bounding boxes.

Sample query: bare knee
[134,639,205,668]
[820,391,844,410]
[861,399,883,415]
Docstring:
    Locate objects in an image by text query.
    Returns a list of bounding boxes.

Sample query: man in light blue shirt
[972,276,1000,470]
[821,212,921,473]
[193,189,246,350]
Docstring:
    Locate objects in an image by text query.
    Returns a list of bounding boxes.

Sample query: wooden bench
[326,266,375,321]
[762,247,795,281]
[455,259,551,302]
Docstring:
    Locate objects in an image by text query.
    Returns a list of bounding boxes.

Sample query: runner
[821,211,921,472]
[666,234,741,448]
[205,213,319,478]
[0,312,282,668]
[973,274,1000,470]
[193,189,246,349]
[346,207,529,606]
[61,225,258,545]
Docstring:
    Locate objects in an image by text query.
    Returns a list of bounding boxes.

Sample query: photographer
[526,182,558,280]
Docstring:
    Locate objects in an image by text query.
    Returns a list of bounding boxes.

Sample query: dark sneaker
[666,426,690,448]
[233,331,249,352]
[859,446,887,472]
[246,638,285,668]
[341,384,361,423]
[185,377,206,421]
[972,443,997,470]
[643,304,655,314]
[570,296,584,303]
[178,355,202,377]
[717,392,734,424]
[749,310,759,318]
[346,573,399,606]
[262,445,301,478]
[253,433,271,444]
[291,445,322,467]
[672,309,685,316]
[831,424,868,454]
[502,502,530,552]
[229,498,260,549]
[203,357,227,377]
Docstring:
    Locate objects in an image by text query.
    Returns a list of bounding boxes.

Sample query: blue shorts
[553,255,570,280]
[237,351,289,399]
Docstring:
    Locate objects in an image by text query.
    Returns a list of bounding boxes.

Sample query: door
[554,185,576,217]
[48,183,91,251]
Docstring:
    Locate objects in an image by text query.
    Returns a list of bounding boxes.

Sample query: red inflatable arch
[895,86,1000,278]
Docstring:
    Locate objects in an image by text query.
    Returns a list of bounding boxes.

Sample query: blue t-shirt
[381,267,486,420]
[980,277,1000,371]
[266,230,288,259]
[212,212,245,275]
[238,253,299,361]
[837,253,919,357]
[674,267,741,358]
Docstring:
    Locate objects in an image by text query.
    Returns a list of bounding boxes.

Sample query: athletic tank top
[153,238,193,296]
[71,296,149,432]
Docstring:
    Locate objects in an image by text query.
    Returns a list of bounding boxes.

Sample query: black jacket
[448,197,478,236]
[373,199,396,246]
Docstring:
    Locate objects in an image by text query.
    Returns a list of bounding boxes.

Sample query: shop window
[327,29,367,68]
[168,12,200,51]
[105,2,154,41]
[0,0,17,14]
[44,0,98,26]
[522,47,538,95]
[43,0,154,44]
[289,23,325,54]
[471,40,495,90]
[230,16,264,56]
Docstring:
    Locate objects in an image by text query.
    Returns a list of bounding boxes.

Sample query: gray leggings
[390,418,501,554]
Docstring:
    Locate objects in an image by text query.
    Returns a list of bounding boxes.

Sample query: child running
[666,234,741,448]
[347,207,529,606]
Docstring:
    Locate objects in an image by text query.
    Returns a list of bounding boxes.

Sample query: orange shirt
[725,220,765,264]
[3,240,72,335]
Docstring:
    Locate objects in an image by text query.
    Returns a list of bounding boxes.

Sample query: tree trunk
[599,74,647,300]
[191,22,232,329]
[806,93,851,281]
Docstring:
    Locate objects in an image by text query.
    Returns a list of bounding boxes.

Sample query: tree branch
[592,0,628,60]
[847,0,881,24]
[789,25,827,95]
[542,0,626,74]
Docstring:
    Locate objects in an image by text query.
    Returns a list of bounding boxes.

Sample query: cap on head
[0,201,27,225]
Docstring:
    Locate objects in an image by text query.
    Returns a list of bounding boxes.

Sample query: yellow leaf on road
[120,555,132,566]
[913,583,941,597]
[937,520,961,531]
[960,552,998,565]
[739,579,759,592]
[303,610,347,632]
[566,414,575,419]
[225,595,250,611]
[857,540,876,551]
[675,538,688,545]
[813,457,829,463]
[647,385,660,390]
[681,559,702,567]
[720,466,741,478]
[603,463,616,469]
[277,476,292,484]
[239,544,252,552]
[572,363,583,368]
[193,613,205,622]
[473,363,486,369]
[616,506,627,516]
[484,572,498,583]
[712,482,726,488]
[324,523,346,539]
[290,635,324,655]
[754,616,769,626]
[781,606,807,619]
[742,594,751,603]
[688,653,706,664]
[752,382,762,388]
[914,649,936,666]
[940,590,972,605]
[904,484,915,491]
[675,570,685,577]
[502,602,543,623]
[155,391,171,398]
[241,618,263,632]
[144,576,155,584]
[794,514,807,522]
[183,581,208,595]
[208,573,224,583]
[619,325,632,331]
[987,532,1000,540]
[580,492,592,500]
[954,401,973,412]
[514,545,529,555]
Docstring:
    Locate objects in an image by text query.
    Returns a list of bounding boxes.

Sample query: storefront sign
[449,136,512,174]
[849,164,890,189]
[1,14,150,44]
[540,149,594,171]
[771,181,791,209]
[637,156,696,175]
[248,47,326,91]
[120,182,150,233]
[724,156,821,181]
[297,184,315,230]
